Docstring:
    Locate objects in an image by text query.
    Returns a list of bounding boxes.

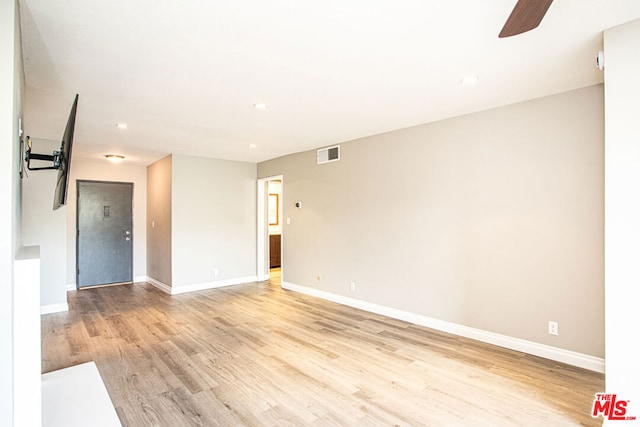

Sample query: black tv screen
[53,94,78,210]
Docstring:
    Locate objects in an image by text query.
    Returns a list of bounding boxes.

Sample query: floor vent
[317,145,340,164]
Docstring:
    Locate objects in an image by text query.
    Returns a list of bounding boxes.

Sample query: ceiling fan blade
[499,0,554,38]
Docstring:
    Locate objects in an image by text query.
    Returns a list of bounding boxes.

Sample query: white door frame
[257,175,283,282]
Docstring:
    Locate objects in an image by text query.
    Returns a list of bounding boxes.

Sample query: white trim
[257,175,284,284]
[281,281,605,373]
[133,276,147,283]
[41,303,69,315]
[170,276,258,295]
[257,178,267,281]
[66,283,75,291]
[146,275,259,295]
[145,276,172,294]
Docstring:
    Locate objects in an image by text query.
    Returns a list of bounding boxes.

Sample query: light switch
[286,217,291,225]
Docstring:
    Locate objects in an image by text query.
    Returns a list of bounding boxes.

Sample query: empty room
[3,0,640,426]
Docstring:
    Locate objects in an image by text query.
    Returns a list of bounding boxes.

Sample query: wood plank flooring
[42,270,604,426]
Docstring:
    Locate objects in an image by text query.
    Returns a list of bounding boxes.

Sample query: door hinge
[77,268,80,275]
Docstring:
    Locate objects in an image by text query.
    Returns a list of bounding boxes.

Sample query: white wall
[21,139,66,311]
[1,0,23,423]
[604,18,640,412]
[66,159,147,286]
[13,246,40,427]
[171,155,257,290]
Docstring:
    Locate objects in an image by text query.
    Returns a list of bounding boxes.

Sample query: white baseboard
[145,275,259,295]
[170,276,258,295]
[145,276,172,294]
[41,303,69,315]
[281,281,605,373]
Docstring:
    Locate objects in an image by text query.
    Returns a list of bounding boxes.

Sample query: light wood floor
[42,270,604,426]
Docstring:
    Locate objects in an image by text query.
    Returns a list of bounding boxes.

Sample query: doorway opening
[257,175,283,285]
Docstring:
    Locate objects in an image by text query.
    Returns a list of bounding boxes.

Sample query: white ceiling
[18,0,640,166]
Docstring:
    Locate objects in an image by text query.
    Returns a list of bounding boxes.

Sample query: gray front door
[77,180,133,288]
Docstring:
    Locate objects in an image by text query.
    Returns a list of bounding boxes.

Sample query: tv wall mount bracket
[24,136,63,171]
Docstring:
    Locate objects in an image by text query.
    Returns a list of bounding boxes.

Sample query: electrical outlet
[548,321,559,336]
[214,268,219,278]
[316,274,321,282]
[350,282,356,291]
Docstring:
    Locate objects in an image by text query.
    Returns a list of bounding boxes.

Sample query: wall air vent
[317,145,340,165]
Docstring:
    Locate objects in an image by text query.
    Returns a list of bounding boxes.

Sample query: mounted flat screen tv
[25,94,79,210]
[53,94,78,210]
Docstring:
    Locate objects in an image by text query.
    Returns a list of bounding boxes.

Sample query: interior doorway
[76,180,133,288]
[257,175,283,283]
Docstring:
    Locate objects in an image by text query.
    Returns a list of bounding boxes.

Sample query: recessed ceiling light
[249,144,257,148]
[105,154,125,163]
[460,75,479,85]
[253,103,267,110]
[115,123,128,129]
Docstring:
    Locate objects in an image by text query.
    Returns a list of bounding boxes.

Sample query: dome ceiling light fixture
[105,154,125,163]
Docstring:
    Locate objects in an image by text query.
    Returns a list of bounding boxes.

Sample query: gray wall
[1,0,23,422]
[171,155,257,288]
[147,155,172,285]
[259,85,604,358]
